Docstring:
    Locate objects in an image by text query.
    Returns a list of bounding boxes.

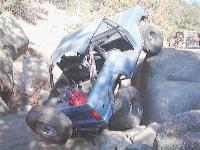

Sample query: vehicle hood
[51,5,146,65]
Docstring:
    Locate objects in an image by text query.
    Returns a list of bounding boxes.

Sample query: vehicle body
[26,5,163,143]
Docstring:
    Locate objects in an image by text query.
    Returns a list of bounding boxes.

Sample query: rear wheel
[26,106,72,144]
[140,20,163,55]
[110,86,143,130]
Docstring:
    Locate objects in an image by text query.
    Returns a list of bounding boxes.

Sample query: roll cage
[49,18,134,87]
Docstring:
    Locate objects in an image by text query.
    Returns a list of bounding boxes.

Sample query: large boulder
[0,12,29,60]
[10,48,50,111]
[94,129,132,150]
[0,50,13,92]
[143,48,200,82]
[140,48,200,124]
[142,81,200,123]
[157,110,200,150]
[0,12,29,94]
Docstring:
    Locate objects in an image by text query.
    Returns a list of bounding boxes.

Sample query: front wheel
[26,106,72,144]
[140,20,163,55]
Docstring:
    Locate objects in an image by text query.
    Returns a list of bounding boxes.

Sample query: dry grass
[1,0,200,36]
[63,0,200,36]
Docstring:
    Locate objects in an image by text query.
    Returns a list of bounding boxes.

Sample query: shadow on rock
[135,48,200,124]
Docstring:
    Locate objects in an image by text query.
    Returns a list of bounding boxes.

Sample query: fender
[87,50,134,123]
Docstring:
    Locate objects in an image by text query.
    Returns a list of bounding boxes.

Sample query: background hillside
[1,0,200,37]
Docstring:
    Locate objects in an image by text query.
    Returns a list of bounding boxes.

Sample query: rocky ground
[0,47,199,150]
[0,112,159,150]
[0,2,200,150]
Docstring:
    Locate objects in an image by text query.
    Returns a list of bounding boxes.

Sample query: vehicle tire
[110,86,143,130]
[26,105,72,144]
[140,20,163,55]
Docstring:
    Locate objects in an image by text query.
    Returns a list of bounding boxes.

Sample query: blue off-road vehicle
[26,5,163,144]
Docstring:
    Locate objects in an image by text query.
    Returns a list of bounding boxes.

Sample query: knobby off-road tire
[26,105,72,144]
[110,86,143,130]
[140,20,163,55]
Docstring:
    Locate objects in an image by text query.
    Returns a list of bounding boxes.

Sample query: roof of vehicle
[51,5,146,65]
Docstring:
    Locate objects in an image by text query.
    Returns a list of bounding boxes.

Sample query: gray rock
[0,97,9,115]
[124,125,146,140]
[0,12,29,93]
[0,12,29,60]
[157,110,200,150]
[126,143,155,150]
[140,48,200,124]
[142,81,200,124]
[12,49,50,109]
[0,50,13,92]
[133,123,160,147]
[95,129,132,150]
[95,124,160,150]
[144,48,200,82]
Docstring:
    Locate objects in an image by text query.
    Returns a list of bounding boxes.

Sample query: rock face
[0,12,29,94]
[0,50,13,92]
[140,48,200,124]
[12,48,50,109]
[157,110,200,150]
[0,12,29,60]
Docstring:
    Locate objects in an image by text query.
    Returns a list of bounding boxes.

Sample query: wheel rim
[35,122,58,137]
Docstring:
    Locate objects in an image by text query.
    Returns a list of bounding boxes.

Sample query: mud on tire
[110,86,143,130]
[26,105,72,144]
